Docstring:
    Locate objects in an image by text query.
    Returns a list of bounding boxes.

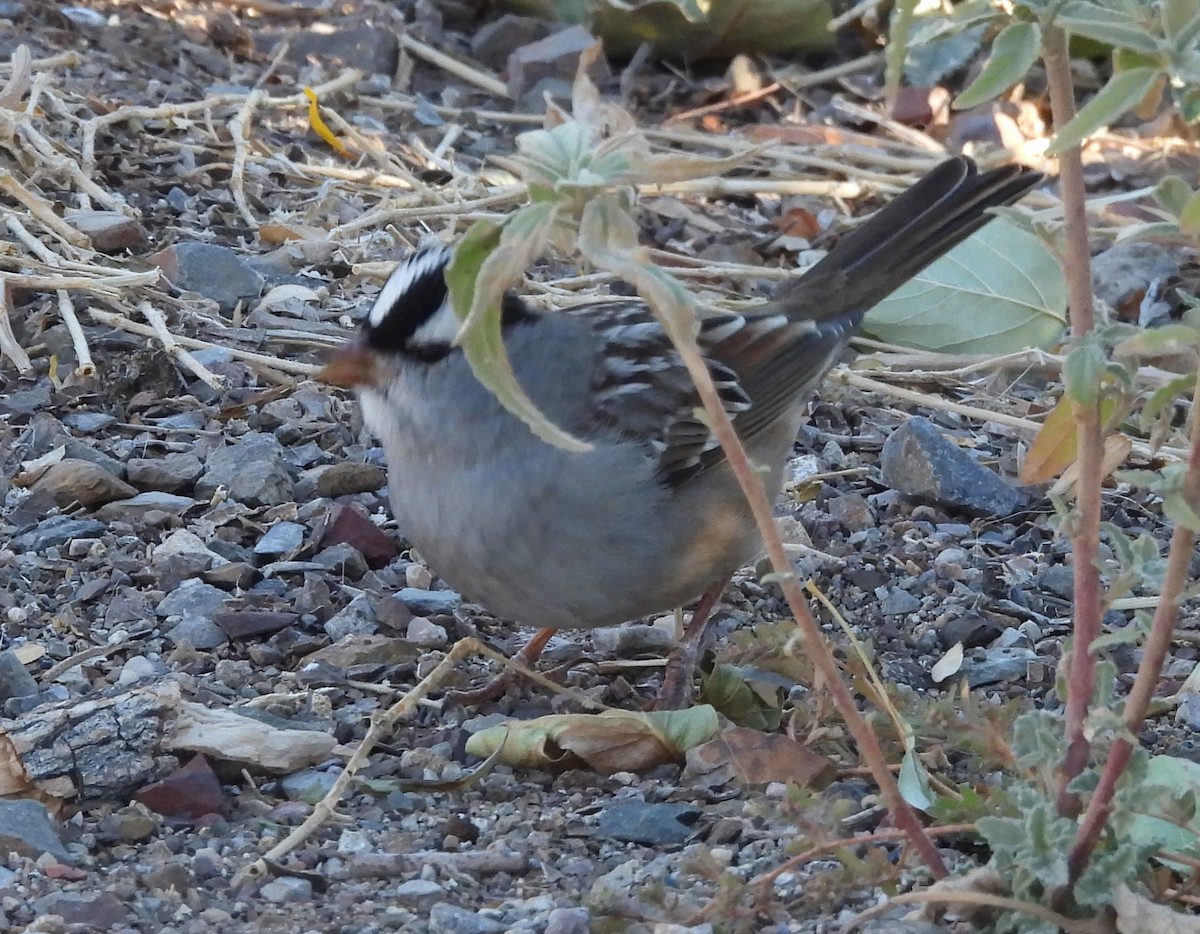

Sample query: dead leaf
[1114,885,1200,933]
[1021,397,1079,484]
[686,726,836,787]
[931,642,964,684]
[1049,433,1134,498]
[464,705,718,773]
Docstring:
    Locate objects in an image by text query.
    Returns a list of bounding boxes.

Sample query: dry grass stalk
[0,279,31,374]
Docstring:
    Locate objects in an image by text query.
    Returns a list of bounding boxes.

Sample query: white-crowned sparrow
[322,157,1040,706]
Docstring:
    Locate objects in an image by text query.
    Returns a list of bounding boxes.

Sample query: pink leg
[447,627,557,706]
[654,579,728,710]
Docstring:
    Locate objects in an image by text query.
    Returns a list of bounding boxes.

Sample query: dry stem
[1043,25,1105,825]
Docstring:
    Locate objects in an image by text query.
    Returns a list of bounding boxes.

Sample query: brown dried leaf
[464,706,719,774]
[687,726,836,788]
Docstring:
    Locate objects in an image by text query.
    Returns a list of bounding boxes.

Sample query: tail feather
[773,157,1042,322]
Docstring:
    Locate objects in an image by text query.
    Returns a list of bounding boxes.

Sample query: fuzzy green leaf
[863,219,1066,353]
[1048,67,1161,155]
[449,207,592,454]
[1063,336,1108,408]
[955,21,1042,109]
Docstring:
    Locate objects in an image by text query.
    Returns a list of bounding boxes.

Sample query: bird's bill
[319,342,376,388]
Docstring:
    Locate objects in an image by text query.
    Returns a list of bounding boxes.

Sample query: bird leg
[653,579,728,710]
[445,626,557,706]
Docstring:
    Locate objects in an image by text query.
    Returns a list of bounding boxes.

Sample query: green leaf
[1054,2,1162,53]
[863,219,1067,353]
[1153,175,1195,217]
[898,748,936,812]
[1163,490,1200,532]
[954,21,1042,109]
[1165,0,1200,49]
[1115,322,1200,358]
[1140,373,1196,431]
[1063,335,1107,408]
[1127,755,1200,872]
[1181,86,1200,122]
[905,23,987,87]
[449,207,593,454]
[577,193,698,346]
[1048,67,1161,155]
[1181,190,1200,236]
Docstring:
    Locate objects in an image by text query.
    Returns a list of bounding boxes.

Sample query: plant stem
[674,341,948,878]
[1066,374,1200,884]
[1042,24,1105,821]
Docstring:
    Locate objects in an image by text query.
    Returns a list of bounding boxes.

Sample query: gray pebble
[255,521,306,558]
[428,902,506,934]
[394,588,461,615]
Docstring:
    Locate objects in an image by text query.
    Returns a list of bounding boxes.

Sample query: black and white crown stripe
[363,245,458,355]
[368,245,452,328]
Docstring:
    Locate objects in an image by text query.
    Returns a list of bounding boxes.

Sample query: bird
[321,156,1041,708]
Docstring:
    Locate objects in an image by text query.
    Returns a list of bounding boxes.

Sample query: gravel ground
[1,2,1196,933]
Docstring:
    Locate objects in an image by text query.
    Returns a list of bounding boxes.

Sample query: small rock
[259,877,314,903]
[471,14,553,68]
[336,829,374,855]
[153,242,265,312]
[505,25,607,102]
[165,186,190,212]
[11,515,106,552]
[394,588,461,616]
[203,561,257,589]
[135,755,225,820]
[881,418,1021,516]
[301,634,416,669]
[196,432,295,507]
[939,612,1003,650]
[116,655,162,686]
[0,799,71,862]
[213,610,298,639]
[545,907,591,934]
[153,529,226,568]
[827,492,875,531]
[255,521,306,558]
[62,412,117,433]
[143,862,193,895]
[0,650,39,705]
[406,616,447,648]
[592,622,674,656]
[32,458,137,508]
[1091,241,1180,321]
[1040,564,1074,599]
[64,210,147,252]
[394,879,446,901]
[962,646,1038,686]
[312,542,369,580]
[166,617,228,650]
[157,578,230,620]
[324,593,378,641]
[879,589,921,616]
[96,491,196,523]
[104,803,160,843]
[428,902,505,934]
[596,801,700,845]
[279,768,339,801]
[286,26,399,76]
[33,892,126,929]
[298,462,387,498]
[319,504,400,568]
[126,452,204,493]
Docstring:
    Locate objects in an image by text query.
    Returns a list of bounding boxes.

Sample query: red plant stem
[1066,375,1200,884]
[677,345,948,878]
[1043,25,1104,820]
